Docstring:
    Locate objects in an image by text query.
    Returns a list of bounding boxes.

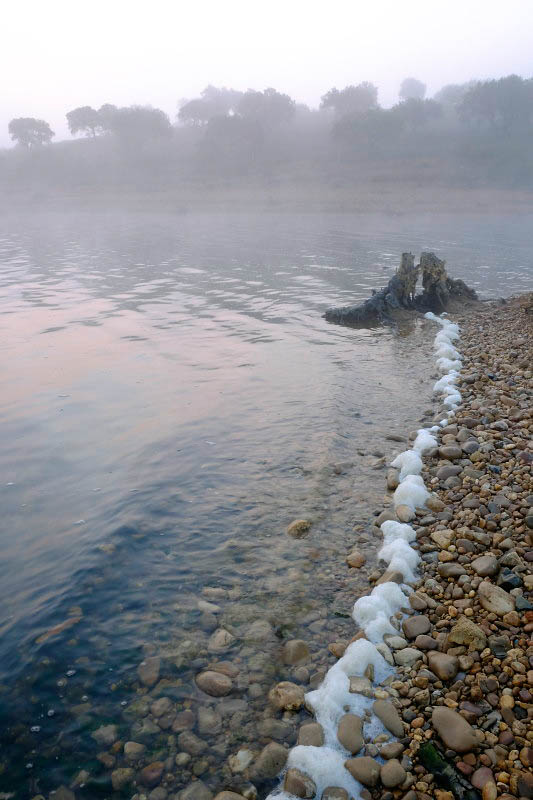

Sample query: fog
[1,0,533,211]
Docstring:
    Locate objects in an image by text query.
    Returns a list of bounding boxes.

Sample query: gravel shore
[260,295,532,800]
[390,295,533,800]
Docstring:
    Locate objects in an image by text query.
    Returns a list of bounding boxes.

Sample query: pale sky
[1,0,532,146]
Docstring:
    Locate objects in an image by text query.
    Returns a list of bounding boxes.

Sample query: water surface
[0,212,531,797]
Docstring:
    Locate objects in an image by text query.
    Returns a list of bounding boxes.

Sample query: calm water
[0,212,531,797]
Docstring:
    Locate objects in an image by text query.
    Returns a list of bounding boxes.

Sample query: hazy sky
[2,0,532,145]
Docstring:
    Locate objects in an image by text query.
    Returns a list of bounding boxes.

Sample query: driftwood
[324,251,477,326]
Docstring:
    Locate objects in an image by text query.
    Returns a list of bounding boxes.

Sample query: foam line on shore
[267,312,461,800]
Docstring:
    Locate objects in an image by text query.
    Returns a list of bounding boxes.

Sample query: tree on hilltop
[66,106,102,137]
[178,86,244,126]
[237,87,296,126]
[8,117,54,147]
[320,83,378,116]
[399,77,426,102]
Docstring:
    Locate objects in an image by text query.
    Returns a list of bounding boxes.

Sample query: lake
[0,211,531,797]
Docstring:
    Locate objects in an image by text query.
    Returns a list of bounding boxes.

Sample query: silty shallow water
[0,211,531,797]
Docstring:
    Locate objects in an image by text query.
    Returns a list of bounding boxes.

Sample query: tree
[333,107,404,147]
[237,87,296,126]
[433,82,475,110]
[320,82,378,116]
[66,106,102,137]
[460,75,533,130]
[391,98,442,129]
[8,117,54,147]
[178,85,243,126]
[399,78,426,102]
[104,105,172,141]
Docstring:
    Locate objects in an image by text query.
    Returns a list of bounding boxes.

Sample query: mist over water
[0,210,531,795]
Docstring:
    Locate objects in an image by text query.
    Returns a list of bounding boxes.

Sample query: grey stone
[432,707,478,753]
[372,699,404,737]
[471,555,499,577]
[402,614,430,640]
[380,759,406,788]
[477,581,515,616]
[337,714,363,754]
[344,756,380,787]
[250,742,288,780]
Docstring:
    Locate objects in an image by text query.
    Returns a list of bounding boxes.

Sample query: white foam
[286,746,362,798]
[393,474,429,510]
[433,372,458,392]
[413,428,438,454]
[436,356,462,372]
[390,449,423,480]
[378,538,419,583]
[380,519,417,543]
[304,639,393,745]
[434,342,461,360]
[268,310,463,799]
[352,582,410,642]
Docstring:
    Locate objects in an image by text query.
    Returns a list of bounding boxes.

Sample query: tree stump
[324,251,476,326]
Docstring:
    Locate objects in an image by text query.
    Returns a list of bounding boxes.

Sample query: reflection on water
[0,212,531,797]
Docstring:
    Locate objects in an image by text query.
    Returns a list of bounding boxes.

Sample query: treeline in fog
[2,74,533,206]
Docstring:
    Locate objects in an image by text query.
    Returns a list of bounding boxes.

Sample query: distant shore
[3,182,533,215]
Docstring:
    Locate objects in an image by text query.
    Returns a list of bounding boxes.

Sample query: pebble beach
[30,294,532,800]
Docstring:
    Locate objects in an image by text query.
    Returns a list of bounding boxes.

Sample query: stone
[321,789,349,800]
[380,742,404,759]
[268,681,305,711]
[91,724,118,746]
[284,768,317,798]
[337,714,364,754]
[431,530,453,549]
[140,761,164,788]
[283,639,310,665]
[178,731,207,756]
[245,619,275,642]
[228,749,254,773]
[151,696,172,717]
[124,741,146,762]
[198,706,222,735]
[439,445,462,459]
[396,504,415,522]
[471,767,495,789]
[208,628,235,651]
[346,550,366,568]
[344,756,380,787]
[372,700,404,737]
[394,647,423,666]
[196,670,232,697]
[438,563,466,578]
[179,781,213,800]
[447,617,487,651]
[471,555,499,577]
[402,615,430,639]
[428,651,459,681]
[415,634,438,650]
[380,759,406,788]
[287,519,311,538]
[250,742,288,780]
[298,722,324,747]
[214,794,247,800]
[432,707,478,753]
[138,656,160,687]
[172,709,195,731]
[349,676,373,696]
[111,768,135,791]
[477,581,515,616]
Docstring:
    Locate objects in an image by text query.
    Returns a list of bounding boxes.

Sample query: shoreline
[259,295,532,800]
